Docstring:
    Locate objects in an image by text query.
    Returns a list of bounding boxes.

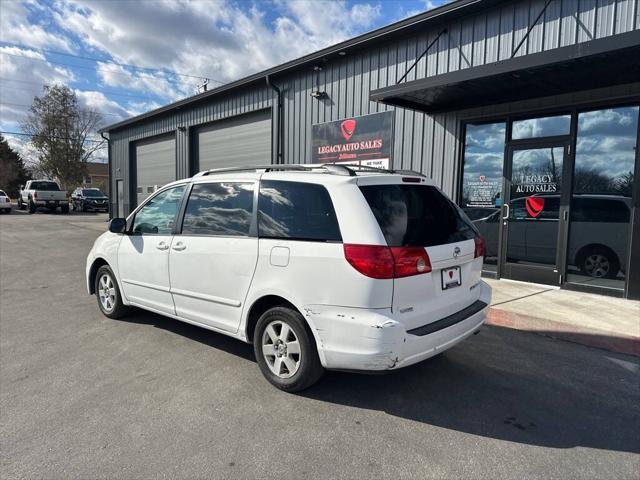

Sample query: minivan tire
[95,265,131,319]
[253,306,324,392]
[579,246,619,279]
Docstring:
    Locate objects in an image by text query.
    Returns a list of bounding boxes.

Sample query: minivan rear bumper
[307,281,491,371]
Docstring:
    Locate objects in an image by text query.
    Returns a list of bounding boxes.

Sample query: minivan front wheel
[254,307,323,392]
[95,265,130,319]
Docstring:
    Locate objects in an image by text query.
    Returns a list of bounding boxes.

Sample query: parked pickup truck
[18,180,69,214]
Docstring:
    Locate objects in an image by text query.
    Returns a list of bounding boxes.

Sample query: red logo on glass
[525,196,545,218]
[340,119,356,141]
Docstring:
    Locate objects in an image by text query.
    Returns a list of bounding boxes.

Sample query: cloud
[95,62,193,101]
[0,0,73,52]
[3,0,390,162]
[396,0,445,21]
[53,0,383,85]
[0,46,75,126]
[74,90,131,123]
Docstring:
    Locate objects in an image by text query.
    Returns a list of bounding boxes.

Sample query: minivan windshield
[360,184,476,247]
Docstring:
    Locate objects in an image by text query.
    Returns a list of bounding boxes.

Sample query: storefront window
[567,106,639,290]
[512,114,571,139]
[461,122,506,272]
[506,147,564,267]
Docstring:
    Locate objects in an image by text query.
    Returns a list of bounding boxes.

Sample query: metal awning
[370,30,640,114]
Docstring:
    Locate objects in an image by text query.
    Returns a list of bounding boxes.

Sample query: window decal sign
[466,174,501,207]
[525,196,545,217]
[312,111,394,169]
[514,174,558,194]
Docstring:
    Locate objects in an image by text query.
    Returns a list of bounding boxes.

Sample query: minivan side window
[571,198,630,223]
[181,182,254,236]
[258,180,342,242]
[131,185,185,235]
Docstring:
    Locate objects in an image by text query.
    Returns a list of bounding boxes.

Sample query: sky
[0,0,444,164]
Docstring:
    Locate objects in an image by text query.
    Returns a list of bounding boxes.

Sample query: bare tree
[20,85,104,190]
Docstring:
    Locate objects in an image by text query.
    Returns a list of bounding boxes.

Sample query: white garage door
[197,110,272,172]
[135,135,176,206]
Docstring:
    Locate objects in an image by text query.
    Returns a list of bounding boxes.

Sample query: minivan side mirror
[108,218,127,234]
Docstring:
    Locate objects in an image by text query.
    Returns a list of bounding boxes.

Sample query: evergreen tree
[0,135,29,198]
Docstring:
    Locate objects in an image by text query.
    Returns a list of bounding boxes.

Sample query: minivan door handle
[156,241,169,251]
[172,242,186,251]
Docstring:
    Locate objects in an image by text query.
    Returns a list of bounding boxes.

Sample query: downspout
[266,75,284,164]
[100,131,113,218]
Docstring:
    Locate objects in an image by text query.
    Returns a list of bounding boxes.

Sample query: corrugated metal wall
[109,0,640,215]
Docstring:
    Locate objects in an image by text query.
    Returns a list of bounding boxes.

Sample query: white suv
[86,164,491,391]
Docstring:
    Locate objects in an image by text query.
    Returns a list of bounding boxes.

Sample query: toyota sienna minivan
[86,164,491,391]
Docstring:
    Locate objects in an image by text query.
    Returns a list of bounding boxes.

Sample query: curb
[487,308,640,357]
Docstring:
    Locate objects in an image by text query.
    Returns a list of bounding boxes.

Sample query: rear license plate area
[441,266,461,290]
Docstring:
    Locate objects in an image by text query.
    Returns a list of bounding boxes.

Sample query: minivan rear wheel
[253,306,323,392]
[580,247,619,279]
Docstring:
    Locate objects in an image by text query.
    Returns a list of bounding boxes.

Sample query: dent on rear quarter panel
[303,304,404,370]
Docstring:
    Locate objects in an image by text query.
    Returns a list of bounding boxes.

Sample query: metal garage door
[197,110,271,172]
[135,135,176,206]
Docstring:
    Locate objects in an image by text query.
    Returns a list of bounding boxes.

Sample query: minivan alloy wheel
[261,320,301,378]
[98,273,117,313]
[584,253,610,278]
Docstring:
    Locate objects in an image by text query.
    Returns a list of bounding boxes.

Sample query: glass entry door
[500,143,570,285]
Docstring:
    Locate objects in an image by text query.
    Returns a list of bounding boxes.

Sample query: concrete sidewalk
[485,278,640,356]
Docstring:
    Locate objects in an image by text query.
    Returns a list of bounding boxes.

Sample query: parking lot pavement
[1,212,639,480]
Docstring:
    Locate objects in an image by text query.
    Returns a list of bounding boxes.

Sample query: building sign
[465,175,502,207]
[311,111,394,169]
[513,174,558,193]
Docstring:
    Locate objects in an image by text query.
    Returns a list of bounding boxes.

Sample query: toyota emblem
[453,246,461,258]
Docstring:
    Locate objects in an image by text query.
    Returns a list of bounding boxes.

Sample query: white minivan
[86,164,491,391]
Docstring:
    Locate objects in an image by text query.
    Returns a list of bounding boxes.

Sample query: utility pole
[197,78,210,94]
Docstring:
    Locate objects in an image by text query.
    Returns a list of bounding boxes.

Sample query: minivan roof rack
[195,163,360,177]
[193,163,426,178]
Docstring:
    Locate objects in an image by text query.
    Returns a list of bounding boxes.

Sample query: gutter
[100,131,113,218]
[265,75,284,164]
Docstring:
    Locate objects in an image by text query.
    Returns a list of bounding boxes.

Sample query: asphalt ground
[1,208,639,479]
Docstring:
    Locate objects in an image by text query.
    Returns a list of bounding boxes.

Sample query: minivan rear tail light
[344,244,431,279]
[390,247,432,277]
[474,235,486,258]
[343,244,394,279]
[402,176,421,183]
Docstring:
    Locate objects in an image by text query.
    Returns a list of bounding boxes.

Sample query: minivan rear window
[360,185,476,247]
